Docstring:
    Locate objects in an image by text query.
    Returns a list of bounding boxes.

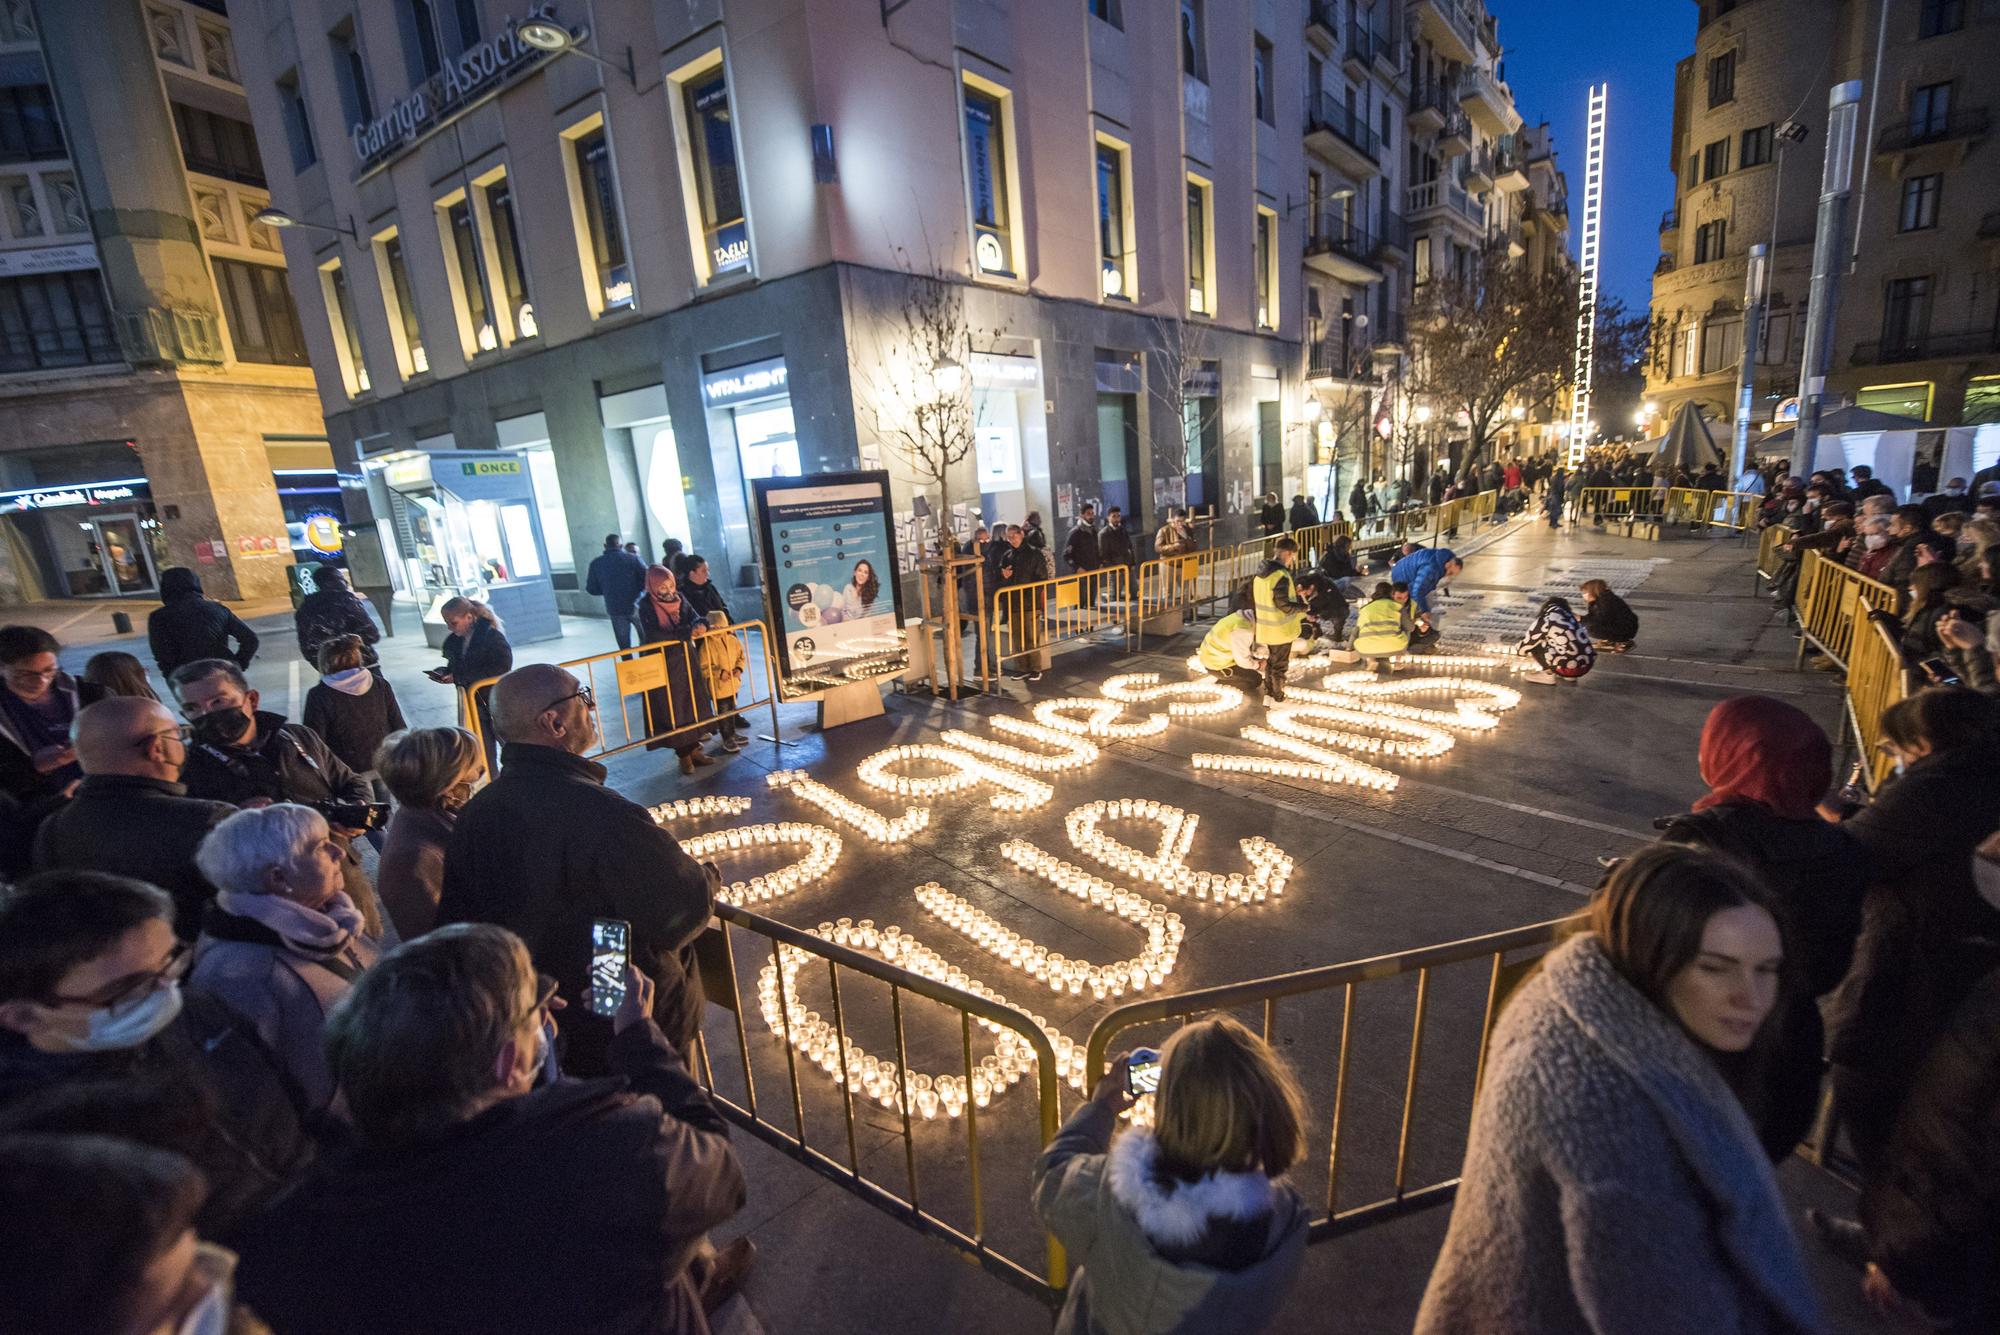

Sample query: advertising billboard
[753,471,907,697]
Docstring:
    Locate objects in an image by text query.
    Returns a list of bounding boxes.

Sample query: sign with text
[614,651,668,696]
[753,471,906,698]
[702,357,789,407]
[352,4,562,169]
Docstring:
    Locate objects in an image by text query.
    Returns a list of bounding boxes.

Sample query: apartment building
[0,0,327,603]
[1647,0,1999,434]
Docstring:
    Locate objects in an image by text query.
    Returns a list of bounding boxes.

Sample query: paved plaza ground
[36,517,1914,1333]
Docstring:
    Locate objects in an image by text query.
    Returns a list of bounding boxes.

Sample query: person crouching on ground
[1352,583,1411,671]
[1196,610,1267,697]
[699,610,747,755]
[1579,579,1639,652]
[1519,596,1596,686]
[1033,1016,1309,1335]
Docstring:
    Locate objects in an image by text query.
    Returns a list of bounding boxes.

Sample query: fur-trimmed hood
[1103,1129,1276,1250]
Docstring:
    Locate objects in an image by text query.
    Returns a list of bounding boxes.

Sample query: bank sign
[352,5,564,169]
[3,481,149,513]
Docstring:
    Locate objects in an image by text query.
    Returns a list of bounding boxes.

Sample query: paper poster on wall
[975,425,1022,491]
[1057,483,1074,521]
[754,471,907,697]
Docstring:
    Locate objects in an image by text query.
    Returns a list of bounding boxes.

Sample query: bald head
[73,696,184,781]
[491,663,596,754]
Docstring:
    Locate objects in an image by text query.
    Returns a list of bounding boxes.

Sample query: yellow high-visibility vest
[1198,612,1256,671]
[1251,567,1304,645]
[1353,597,1409,655]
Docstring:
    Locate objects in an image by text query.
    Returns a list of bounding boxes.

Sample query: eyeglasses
[134,725,192,751]
[540,684,596,714]
[47,940,192,1012]
[516,972,560,1029]
[4,666,57,685]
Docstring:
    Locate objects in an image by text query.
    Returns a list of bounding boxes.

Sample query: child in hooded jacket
[303,634,405,841]
[699,610,747,754]
[1520,597,1596,685]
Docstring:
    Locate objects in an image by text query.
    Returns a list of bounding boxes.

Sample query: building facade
[0,0,330,604]
[1647,0,1999,436]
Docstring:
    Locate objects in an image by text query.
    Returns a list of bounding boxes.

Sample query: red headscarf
[1693,696,1833,821]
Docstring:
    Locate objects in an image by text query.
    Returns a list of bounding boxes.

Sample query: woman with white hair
[191,803,379,1109]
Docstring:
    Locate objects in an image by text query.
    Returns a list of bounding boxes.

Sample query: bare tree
[1141,313,1221,524]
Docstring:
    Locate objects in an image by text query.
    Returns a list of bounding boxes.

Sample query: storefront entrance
[702,356,797,590]
[46,512,158,596]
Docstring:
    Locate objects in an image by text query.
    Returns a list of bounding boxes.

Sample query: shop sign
[4,481,148,512]
[0,243,99,278]
[460,459,522,476]
[303,512,345,555]
[970,352,1039,385]
[702,358,788,407]
[383,457,432,488]
[1184,367,1221,399]
[351,4,563,169]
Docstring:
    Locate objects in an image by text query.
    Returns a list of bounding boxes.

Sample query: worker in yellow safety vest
[1196,610,1267,695]
[1352,582,1411,666]
[1250,537,1306,700]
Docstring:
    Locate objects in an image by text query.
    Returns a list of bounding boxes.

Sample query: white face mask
[1864,533,1889,550]
[1946,486,1966,497]
[45,981,183,1053]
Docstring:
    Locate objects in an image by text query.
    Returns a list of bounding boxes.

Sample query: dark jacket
[1257,500,1285,536]
[441,617,513,689]
[1317,543,1360,581]
[1581,589,1640,643]
[293,583,380,666]
[376,804,453,941]
[585,546,649,618]
[0,989,314,1246]
[680,577,733,624]
[1063,521,1101,573]
[1098,522,1135,568]
[0,675,103,805]
[634,594,713,752]
[31,774,236,938]
[234,1019,745,1335]
[1348,482,1372,520]
[1881,533,1928,595]
[1288,500,1316,531]
[149,569,259,678]
[437,743,717,1073]
[302,669,406,777]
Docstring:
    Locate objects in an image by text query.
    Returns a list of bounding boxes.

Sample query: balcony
[1375,210,1409,260]
[1407,179,1485,232]
[1655,255,1677,275]
[1458,66,1522,136]
[1371,309,1407,351]
[1305,92,1381,178]
[1413,0,1478,64]
[1874,106,1990,156]
[1438,109,1474,158]
[1306,1,1338,50]
[1344,25,1377,78]
[1307,336,1376,385]
[1408,80,1452,133]
[1463,150,1494,194]
[1851,328,2000,366]
[1493,143,1528,192]
[1659,207,1680,235]
[1304,211,1386,285]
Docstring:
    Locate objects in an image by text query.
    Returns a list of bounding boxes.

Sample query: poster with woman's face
[754,474,906,690]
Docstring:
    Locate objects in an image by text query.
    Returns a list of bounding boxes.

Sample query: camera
[312,800,390,833]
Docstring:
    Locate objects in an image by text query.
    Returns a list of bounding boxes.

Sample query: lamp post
[1731,243,1769,482]
[517,19,637,87]
[252,208,357,241]
[1792,82,1862,480]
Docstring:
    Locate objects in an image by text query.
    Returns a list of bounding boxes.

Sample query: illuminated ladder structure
[1567,83,1607,469]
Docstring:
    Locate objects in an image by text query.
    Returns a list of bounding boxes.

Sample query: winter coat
[150,570,259,678]
[1859,965,2000,1328]
[191,902,379,1111]
[302,668,406,778]
[1153,523,1190,558]
[995,542,1051,623]
[436,743,716,1074]
[1099,522,1135,568]
[31,773,235,939]
[234,1019,745,1335]
[1580,589,1639,643]
[0,674,103,804]
[680,577,733,625]
[699,625,746,704]
[634,594,713,753]
[1257,501,1285,536]
[375,804,453,941]
[585,547,649,619]
[1520,602,1596,677]
[1317,543,1360,582]
[1389,547,1457,614]
[293,585,379,666]
[1064,521,1102,573]
[441,617,513,690]
[1416,934,1825,1335]
[0,989,313,1246]
[1348,482,1372,520]
[1033,1102,1307,1335]
[1287,500,1316,531]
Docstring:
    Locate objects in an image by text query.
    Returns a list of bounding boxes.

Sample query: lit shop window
[1096,136,1134,301]
[371,227,428,379]
[682,70,750,282]
[963,77,1019,279]
[319,258,370,396]
[562,117,634,316]
[1185,175,1211,315]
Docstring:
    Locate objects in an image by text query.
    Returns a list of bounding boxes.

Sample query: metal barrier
[1755,521,1790,593]
[461,618,783,769]
[1084,915,1581,1242]
[1662,488,1760,532]
[1792,549,1898,673]
[696,901,1067,1301]
[989,565,1130,677]
[1844,610,1910,791]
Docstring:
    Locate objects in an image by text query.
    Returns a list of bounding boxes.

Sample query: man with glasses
[0,870,313,1241]
[31,696,235,939]
[438,663,719,1080]
[0,624,104,807]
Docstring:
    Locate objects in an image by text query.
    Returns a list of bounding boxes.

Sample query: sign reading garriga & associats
[351,4,564,170]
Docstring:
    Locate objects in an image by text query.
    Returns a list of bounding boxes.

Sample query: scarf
[321,667,374,696]
[214,889,364,960]
[652,593,688,630]
[1692,696,1832,821]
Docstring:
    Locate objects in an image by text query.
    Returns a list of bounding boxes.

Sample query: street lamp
[929,355,964,398]
[1414,404,1433,424]
[252,207,357,241]
[517,18,637,86]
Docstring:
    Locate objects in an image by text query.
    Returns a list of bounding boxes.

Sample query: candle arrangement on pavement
[676,821,844,905]
[855,742,1054,811]
[767,769,930,842]
[650,795,755,825]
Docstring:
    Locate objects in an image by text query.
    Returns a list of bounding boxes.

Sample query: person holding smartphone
[1032,1016,1310,1333]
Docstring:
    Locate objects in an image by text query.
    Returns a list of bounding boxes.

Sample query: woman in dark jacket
[1899,562,1962,660]
[432,598,513,772]
[293,565,380,667]
[1317,534,1360,584]
[1578,578,1639,650]
[303,635,406,848]
[678,555,733,623]
[634,566,716,775]
[1658,696,1867,1160]
[148,567,259,679]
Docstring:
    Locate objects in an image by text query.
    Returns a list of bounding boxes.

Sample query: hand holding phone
[1124,1047,1162,1099]
[588,918,631,1018]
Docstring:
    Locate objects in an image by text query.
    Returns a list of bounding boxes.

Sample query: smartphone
[1125,1047,1162,1098]
[589,918,631,1018]
[1919,657,1962,687]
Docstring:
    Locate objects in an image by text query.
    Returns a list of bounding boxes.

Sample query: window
[567,125,632,313]
[214,258,308,367]
[276,70,315,171]
[1881,276,1931,356]
[1701,138,1730,181]
[1740,124,1773,168]
[1857,382,1933,421]
[1758,309,1792,365]
[1180,0,1206,82]
[1918,0,1964,37]
[963,81,1016,278]
[1694,219,1727,263]
[0,271,120,372]
[444,196,496,353]
[1963,376,2000,425]
[399,0,444,81]
[0,85,64,160]
[1253,36,1274,124]
[1678,322,1699,377]
[447,0,481,50]
[1185,176,1210,315]
[372,230,428,377]
[1413,234,1431,285]
[1684,151,1700,192]
[682,71,749,282]
[1899,174,1941,231]
[1096,138,1133,300]
[330,21,373,128]
[1706,51,1736,108]
[319,261,369,393]
[1254,206,1276,329]
[1088,0,1122,27]
[1307,170,1323,241]
[483,178,532,338]
[171,104,265,186]
[1700,315,1741,374]
[1910,83,1951,139]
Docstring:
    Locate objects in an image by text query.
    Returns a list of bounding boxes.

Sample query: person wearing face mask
[232,924,746,1335]
[1852,515,1901,581]
[1920,475,1971,524]
[190,806,378,1111]
[634,565,718,775]
[30,696,236,939]
[430,598,513,773]
[0,872,314,1243]
[372,727,484,940]
[1417,845,1821,1335]
[0,1134,259,1335]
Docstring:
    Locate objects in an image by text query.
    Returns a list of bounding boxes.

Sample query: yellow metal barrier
[1792,549,1898,672]
[1085,916,1582,1241]
[1755,521,1790,591]
[989,565,1130,676]
[462,618,783,770]
[697,901,1067,1302]
[1845,612,1910,791]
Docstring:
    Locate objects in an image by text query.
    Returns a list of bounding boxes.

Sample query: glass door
[91,515,156,595]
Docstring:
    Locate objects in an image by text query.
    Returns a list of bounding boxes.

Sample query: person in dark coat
[431,597,513,772]
[1257,493,1285,537]
[1348,479,1373,523]
[995,525,1052,679]
[585,533,650,650]
[1062,503,1101,575]
[1288,495,1316,531]
[1544,468,1568,528]
[292,565,379,667]
[0,624,104,807]
[170,658,383,937]
[1317,534,1361,588]
[233,923,747,1335]
[1578,578,1639,650]
[679,554,733,624]
[634,567,716,775]
[31,696,234,939]
[0,871,314,1245]
[302,635,406,834]
[372,726,483,942]
[436,664,719,1074]
[1024,512,1048,552]
[1657,697,1867,1160]
[148,567,259,679]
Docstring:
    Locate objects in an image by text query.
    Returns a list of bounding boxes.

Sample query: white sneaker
[1523,670,1559,685]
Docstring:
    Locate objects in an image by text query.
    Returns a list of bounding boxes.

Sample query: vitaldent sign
[351,4,561,169]
[702,358,789,407]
